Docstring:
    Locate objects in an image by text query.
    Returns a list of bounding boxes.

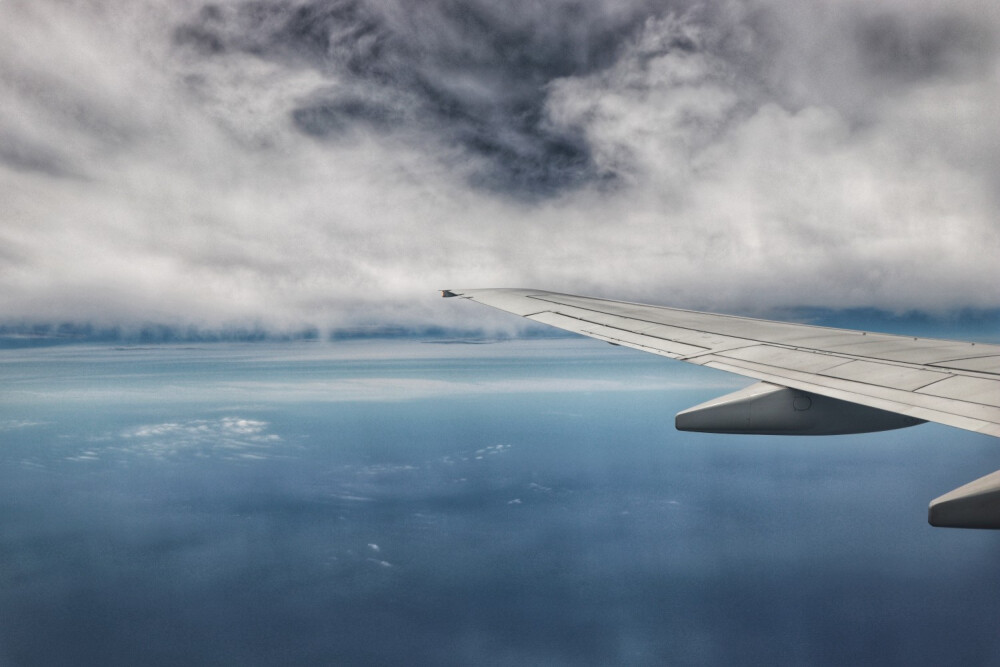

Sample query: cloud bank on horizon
[1,0,998,330]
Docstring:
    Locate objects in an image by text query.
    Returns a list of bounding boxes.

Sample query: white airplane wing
[443,288,1000,528]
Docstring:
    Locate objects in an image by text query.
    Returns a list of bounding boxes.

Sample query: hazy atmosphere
[2,0,999,332]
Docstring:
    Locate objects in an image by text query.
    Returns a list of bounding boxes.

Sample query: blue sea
[2,338,1000,666]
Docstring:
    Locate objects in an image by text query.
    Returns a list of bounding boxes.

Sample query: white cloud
[115,416,282,460]
[206,374,701,403]
[0,419,44,431]
[541,8,1000,312]
[1,1,998,331]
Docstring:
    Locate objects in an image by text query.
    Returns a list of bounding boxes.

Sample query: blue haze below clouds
[2,339,1000,665]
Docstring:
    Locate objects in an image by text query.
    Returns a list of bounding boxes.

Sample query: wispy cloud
[113,416,282,460]
[0,419,44,431]
[6,373,727,407]
[1,1,998,330]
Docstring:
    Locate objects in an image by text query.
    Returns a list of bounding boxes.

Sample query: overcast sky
[2,0,999,331]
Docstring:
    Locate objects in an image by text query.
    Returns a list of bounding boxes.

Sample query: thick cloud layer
[1,1,998,330]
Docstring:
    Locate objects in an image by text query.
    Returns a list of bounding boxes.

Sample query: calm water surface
[1,339,999,666]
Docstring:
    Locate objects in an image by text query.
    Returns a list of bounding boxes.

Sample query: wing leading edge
[443,288,1000,528]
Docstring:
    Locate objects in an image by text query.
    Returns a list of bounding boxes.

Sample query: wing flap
[930,356,1000,374]
[916,376,1000,408]
[817,360,952,391]
[821,339,987,364]
[717,345,851,373]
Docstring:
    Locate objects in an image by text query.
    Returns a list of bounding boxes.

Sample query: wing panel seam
[705,358,1000,424]
[523,295,1000,369]
[539,312,715,353]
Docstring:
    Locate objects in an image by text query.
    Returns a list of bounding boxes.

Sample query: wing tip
[441,290,458,298]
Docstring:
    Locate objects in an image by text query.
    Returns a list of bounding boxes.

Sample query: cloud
[0,1,998,331]
[173,0,668,193]
[0,419,44,431]
[113,416,282,460]
[193,374,701,403]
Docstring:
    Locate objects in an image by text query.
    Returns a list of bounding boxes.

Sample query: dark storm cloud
[173,0,692,195]
[854,11,993,83]
[0,133,81,179]
[291,95,402,135]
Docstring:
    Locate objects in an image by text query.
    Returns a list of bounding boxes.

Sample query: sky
[2,0,999,334]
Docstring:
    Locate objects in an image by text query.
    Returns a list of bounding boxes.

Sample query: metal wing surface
[444,288,1000,438]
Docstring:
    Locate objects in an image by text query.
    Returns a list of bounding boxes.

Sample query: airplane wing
[442,288,1000,528]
